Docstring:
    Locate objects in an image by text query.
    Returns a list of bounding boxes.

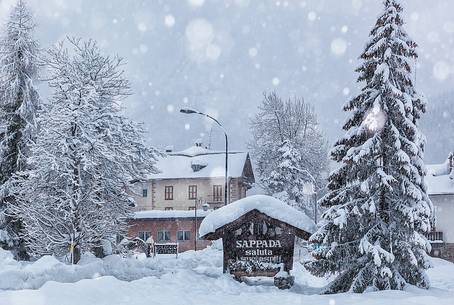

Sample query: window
[142,188,148,197]
[157,230,170,242]
[177,230,191,241]
[165,207,174,210]
[138,231,151,242]
[164,186,173,200]
[188,206,195,210]
[213,185,223,202]
[188,185,197,199]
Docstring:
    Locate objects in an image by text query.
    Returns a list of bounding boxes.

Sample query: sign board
[199,196,314,289]
[154,243,179,258]
[222,214,295,278]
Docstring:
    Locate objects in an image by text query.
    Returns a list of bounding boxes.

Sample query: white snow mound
[199,195,316,237]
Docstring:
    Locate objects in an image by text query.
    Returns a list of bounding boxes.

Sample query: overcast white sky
[1,0,453,162]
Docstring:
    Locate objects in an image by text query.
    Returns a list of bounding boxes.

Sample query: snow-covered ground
[0,246,453,305]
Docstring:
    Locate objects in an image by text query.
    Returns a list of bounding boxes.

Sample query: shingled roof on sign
[199,195,316,239]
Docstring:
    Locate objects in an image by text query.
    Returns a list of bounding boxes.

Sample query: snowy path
[0,248,453,305]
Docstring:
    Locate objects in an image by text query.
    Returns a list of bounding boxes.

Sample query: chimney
[449,152,454,177]
[195,139,203,147]
[165,145,174,153]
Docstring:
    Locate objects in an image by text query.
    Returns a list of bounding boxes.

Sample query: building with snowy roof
[425,153,454,262]
[127,141,255,253]
[130,140,255,211]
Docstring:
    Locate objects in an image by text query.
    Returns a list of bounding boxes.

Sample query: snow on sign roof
[133,209,211,219]
[426,160,454,195]
[199,195,316,237]
[148,145,250,180]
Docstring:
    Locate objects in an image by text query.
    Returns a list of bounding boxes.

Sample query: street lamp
[193,198,209,251]
[301,170,318,224]
[180,108,229,206]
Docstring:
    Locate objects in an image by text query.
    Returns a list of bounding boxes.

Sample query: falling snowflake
[139,44,148,54]
[433,61,451,81]
[248,47,258,57]
[188,0,205,7]
[167,104,175,113]
[307,11,317,21]
[137,22,147,32]
[164,15,175,27]
[185,18,221,62]
[331,38,347,56]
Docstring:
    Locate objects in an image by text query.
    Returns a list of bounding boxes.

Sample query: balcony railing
[426,231,444,243]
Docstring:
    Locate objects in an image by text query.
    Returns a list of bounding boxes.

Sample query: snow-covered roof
[426,159,454,195]
[133,209,211,219]
[199,195,316,237]
[148,145,251,180]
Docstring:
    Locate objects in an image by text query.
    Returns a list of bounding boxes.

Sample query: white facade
[426,155,454,243]
[129,143,255,211]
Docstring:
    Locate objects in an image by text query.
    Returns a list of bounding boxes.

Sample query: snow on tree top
[199,195,316,237]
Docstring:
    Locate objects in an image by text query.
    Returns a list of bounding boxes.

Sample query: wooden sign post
[200,203,313,289]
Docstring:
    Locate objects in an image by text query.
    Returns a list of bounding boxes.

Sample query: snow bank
[1,246,453,305]
[0,249,163,290]
[199,195,316,237]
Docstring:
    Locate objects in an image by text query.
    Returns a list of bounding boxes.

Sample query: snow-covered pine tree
[264,140,316,219]
[0,0,40,258]
[305,0,433,293]
[9,38,159,263]
[249,92,327,213]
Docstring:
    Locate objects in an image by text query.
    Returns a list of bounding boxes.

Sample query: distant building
[128,209,211,252]
[127,141,255,252]
[426,153,454,262]
[131,141,255,211]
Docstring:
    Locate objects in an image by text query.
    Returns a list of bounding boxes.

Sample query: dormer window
[191,158,208,172]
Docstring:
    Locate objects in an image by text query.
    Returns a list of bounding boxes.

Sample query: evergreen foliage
[305,0,433,293]
[0,0,40,258]
[249,92,327,218]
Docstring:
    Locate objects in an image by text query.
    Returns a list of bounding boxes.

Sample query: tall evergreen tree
[0,0,40,257]
[264,140,317,219]
[305,0,433,293]
[9,38,159,263]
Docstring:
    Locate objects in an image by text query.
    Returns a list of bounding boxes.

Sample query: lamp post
[193,198,209,251]
[180,108,229,206]
[302,171,318,225]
